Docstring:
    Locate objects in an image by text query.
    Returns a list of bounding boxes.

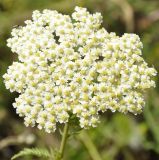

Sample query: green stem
[78,130,102,160]
[59,122,69,159]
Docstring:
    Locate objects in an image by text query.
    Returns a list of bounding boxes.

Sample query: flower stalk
[78,131,102,160]
[58,122,69,160]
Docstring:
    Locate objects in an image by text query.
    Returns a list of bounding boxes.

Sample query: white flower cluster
[3,7,157,133]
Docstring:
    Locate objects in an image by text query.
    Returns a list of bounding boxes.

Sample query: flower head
[3,7,157,133]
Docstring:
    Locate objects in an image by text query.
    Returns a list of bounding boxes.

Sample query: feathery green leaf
[11,147,52,160]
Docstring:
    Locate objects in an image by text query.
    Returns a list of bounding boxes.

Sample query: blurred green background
[0,0,159,160]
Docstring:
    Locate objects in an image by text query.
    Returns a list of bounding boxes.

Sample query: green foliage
[11,148,52,160]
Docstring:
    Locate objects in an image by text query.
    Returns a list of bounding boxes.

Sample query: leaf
[11,147,52,160]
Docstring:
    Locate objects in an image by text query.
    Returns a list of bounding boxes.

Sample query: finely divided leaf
[11,148,52,160]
